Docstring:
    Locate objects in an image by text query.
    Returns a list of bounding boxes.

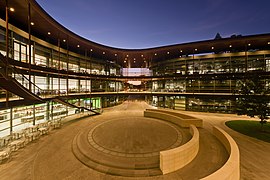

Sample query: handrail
[53,97,100,115]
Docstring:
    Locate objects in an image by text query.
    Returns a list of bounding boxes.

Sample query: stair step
[72,131,162,177]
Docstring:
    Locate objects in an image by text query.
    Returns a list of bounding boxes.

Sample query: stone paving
[0,101,268,179]
[180,110,270,180]
[72,116,191,176]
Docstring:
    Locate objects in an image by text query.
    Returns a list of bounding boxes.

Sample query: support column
[51,102,54,121]
[66,38,69,95]
[10,107,12,133]
[245,44,248,72]
[5,0,9,108]
[90,49,92,74]
[33,104,36,125]
[46,101,50,121]
[28,1,32,91]
[5,0,9,71]
[57,38,60,96]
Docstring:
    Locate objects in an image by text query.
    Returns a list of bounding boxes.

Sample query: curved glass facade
[0,1,270,137]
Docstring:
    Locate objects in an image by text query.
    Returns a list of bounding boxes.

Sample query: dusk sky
[36,0,270,49]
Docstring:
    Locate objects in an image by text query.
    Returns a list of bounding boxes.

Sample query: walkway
[0,101,269,179]
[181,110,270,180]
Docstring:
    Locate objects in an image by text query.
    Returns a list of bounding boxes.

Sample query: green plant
[235,74,270,130]
[226,120,270,142]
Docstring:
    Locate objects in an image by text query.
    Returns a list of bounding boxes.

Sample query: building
[0,0,270,137]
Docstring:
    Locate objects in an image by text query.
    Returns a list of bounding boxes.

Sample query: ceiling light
[268,42,270,45]
[77,45,80,48]
[47,32,51,35]
[124,60,126,63]
[126,55,129,57]
[211,46,214,50]
[195,48,197,51]
[141,54,144,57]
[115,54,117,56]
[103,52,105,54]
[180,50,183,53]
[10,7,15,12]
[90,49,93,52]
[154,53,157,56]
[229,45,232,48]
[30,22,34,26]
[63,39,66,42]
[167,52,170,54]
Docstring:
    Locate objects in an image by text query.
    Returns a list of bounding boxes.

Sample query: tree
[235,74,270,130]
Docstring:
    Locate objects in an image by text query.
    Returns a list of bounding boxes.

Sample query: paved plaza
[0,101,269,179]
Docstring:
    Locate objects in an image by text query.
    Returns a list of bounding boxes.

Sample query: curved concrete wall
[146,109,195,119]
[201,126,240,180]
[160,124,199,174]
[144,109,203,128]
[143,110,200,174]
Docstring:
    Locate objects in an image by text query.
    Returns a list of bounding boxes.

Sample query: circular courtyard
[1,101,262,180]
[73,116,190,176]
[90,118,183,155]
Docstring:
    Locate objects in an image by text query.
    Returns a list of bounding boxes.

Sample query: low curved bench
[144,109,203,128]
[201,126,240,180]
[144,109,200,174]
[160,124,199,174]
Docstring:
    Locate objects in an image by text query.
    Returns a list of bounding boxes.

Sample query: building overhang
[0,0,270,68]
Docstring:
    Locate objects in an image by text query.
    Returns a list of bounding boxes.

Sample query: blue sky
[36,0,270,49]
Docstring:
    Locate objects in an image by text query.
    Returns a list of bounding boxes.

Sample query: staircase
[0,77,43,101]
[0,53,43,102]
[53,97,100,115]
[0,53,100,116]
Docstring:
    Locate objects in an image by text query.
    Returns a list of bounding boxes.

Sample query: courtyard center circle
[88,117,183,157]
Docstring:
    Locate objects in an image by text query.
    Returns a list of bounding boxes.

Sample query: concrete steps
[72,130,162,177]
